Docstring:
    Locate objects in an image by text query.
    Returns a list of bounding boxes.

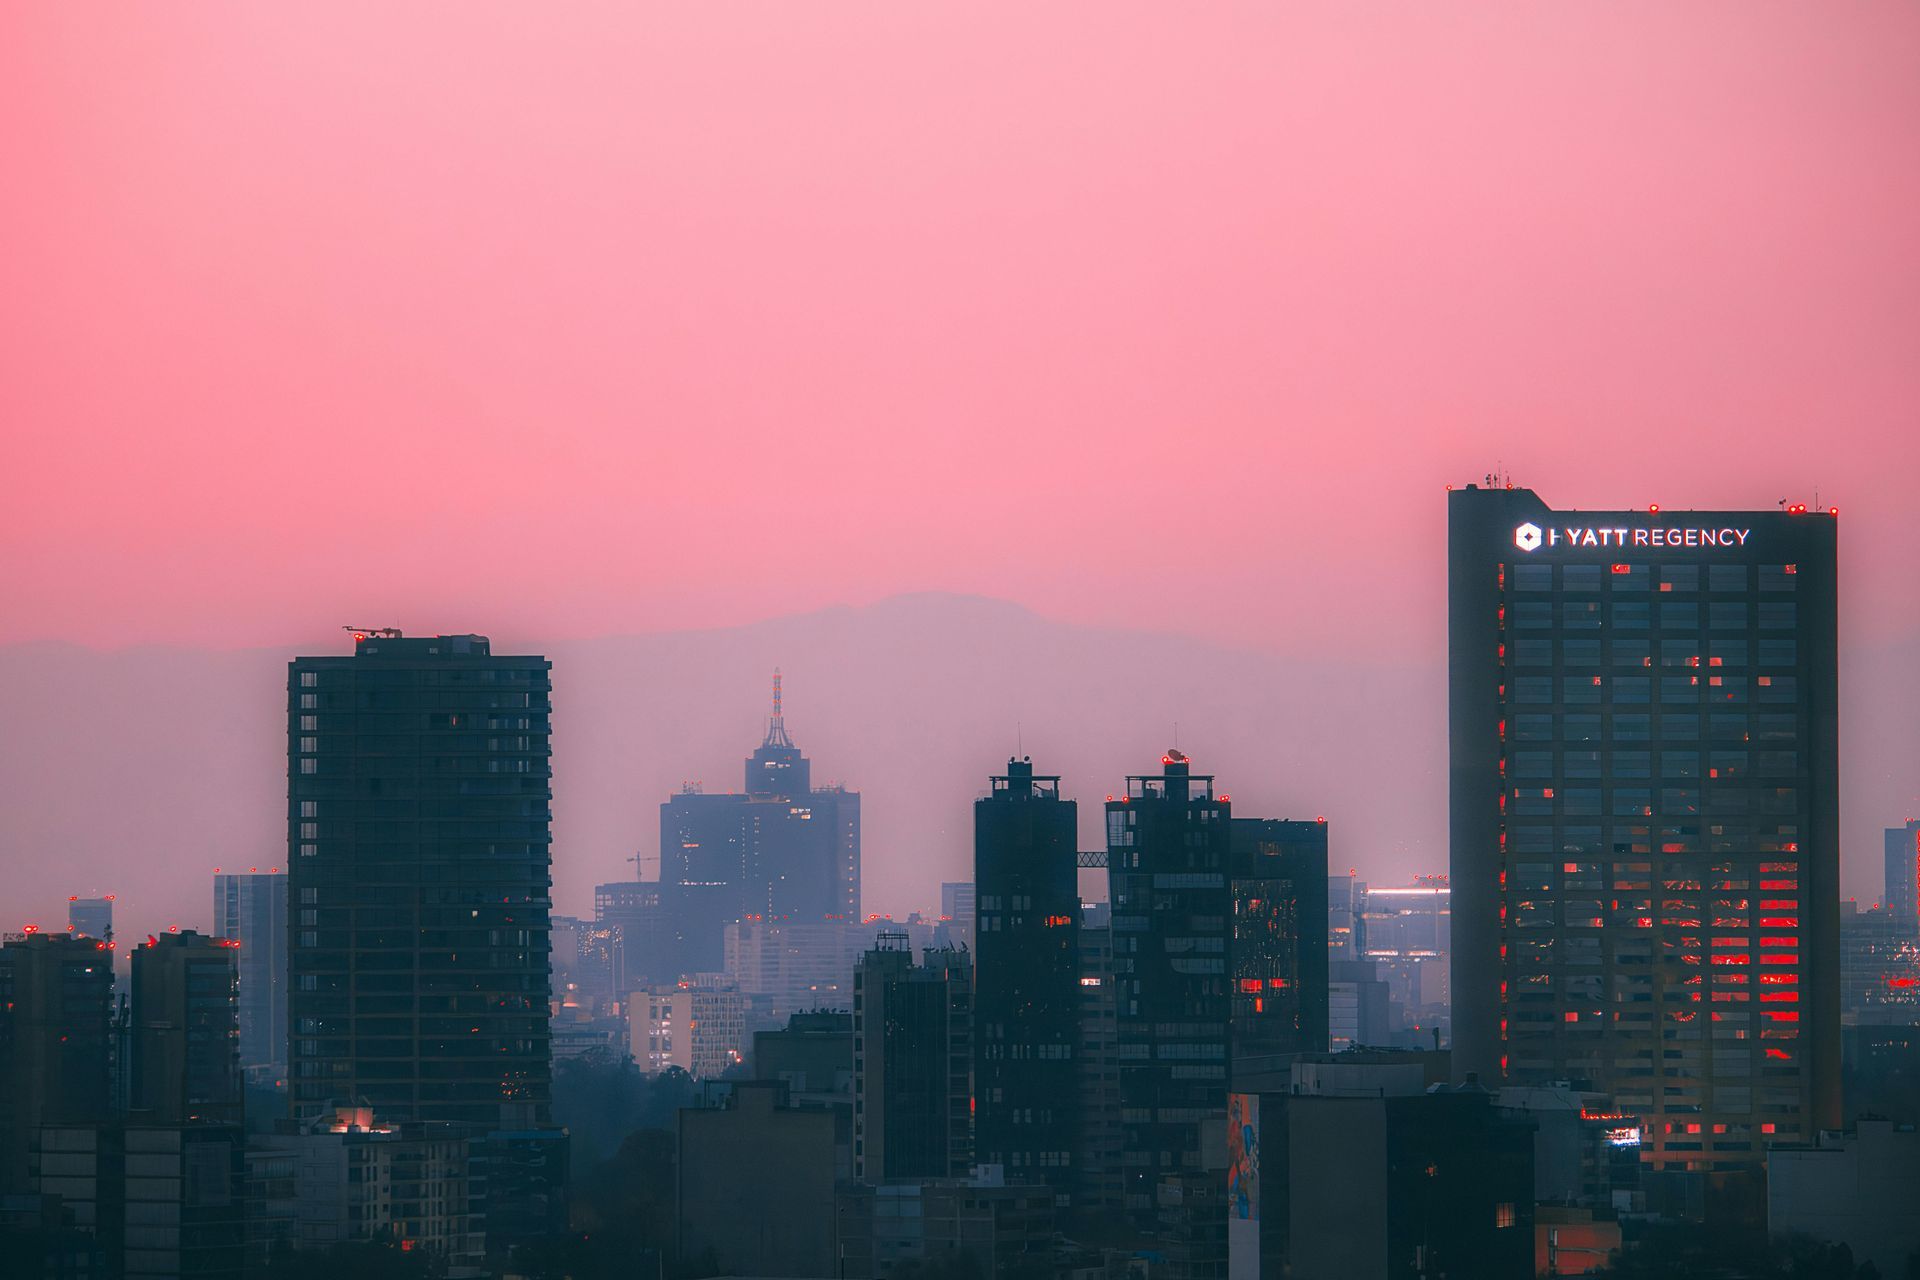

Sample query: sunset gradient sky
[2,5,1917,925]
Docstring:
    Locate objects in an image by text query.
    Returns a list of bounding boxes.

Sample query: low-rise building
[633,976,747,1079]
[677,1081,838,1278]
[1768,1119,1920,1278]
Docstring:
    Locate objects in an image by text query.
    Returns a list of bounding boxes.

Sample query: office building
[287,630,553,1126]
[754,1010,853,1101]
[677,1082,838,1278]
[1327,958,1392,1051]
[67,896,114,943]
[631,977,747,1079]
[130,931,241,1127]
[212,870,287,1079]
[1230,1060,1535,1280]
[1327,873,1363,960]
[653,676,862,982]
[1074,901,1122,1213]
[723,920,864,1019]
[1449,488,1841,1173]
[1838,901,1920,1025]
[940,881,975,948]
[1358,877,1452,1031]
[1107,750,1231,1215]
[835,1173,1057,1279]
[973,757,1079,1198]
[593,881,667,990]
[1886,820,1920,929]
[1228,818,1330,1072]
[36,1121,245,1280]
[0,932,116,1194]
[246,1107,482,1271]
[1769,1119,1920,1278]
[852,938,972,1184]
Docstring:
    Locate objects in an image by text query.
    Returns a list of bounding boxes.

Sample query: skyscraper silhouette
[974,757,1079,1197]
[287,631,553,1125]
[1450,487,1840,1179]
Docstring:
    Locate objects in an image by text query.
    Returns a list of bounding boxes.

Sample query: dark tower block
[1449,488,1839,1182]
[974,758,1080,1198]
[1228,818,1330,1073]
[1107,750,1232,1217]
[288,631,553,1126]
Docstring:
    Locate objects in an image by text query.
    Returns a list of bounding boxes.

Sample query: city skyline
[2,578,1914,942]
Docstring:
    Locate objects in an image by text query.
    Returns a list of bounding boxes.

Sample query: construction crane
[342,625,404,641]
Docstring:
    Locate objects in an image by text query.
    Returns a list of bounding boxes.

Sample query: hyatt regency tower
[1449,488,1839,1173]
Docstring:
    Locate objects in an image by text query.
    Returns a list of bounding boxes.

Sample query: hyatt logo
[1514,523,1543,552]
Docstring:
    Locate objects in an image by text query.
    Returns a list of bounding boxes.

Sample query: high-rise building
[723,919,862,1019]
[1327,872,1364,959]
[631,977,747,1078]
[1886,820,1920,929]
[973,758,1079,1198]
[67,896,114,943]
[1228,818,1330,1071]
[1073,902,1122,1213]
[940,881,976,948]
[213,870,287,1079]
[287,630,553,1126]
[654,675,863,981]
[1107,750,1231,1215]
[1838,901,1920,1026]
[595,881,669,990]
[0,932,116,1193]
[130,931,241,1127]
[852,937,972,1184]
[1358,877,1452,1029]
[1450,488,1841,1173]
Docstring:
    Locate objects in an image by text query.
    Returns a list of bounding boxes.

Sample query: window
[1612,714,1650,742]
[1563,638,1602,666]
[1511,640,1553,667]
[1611,602,1650,631]
[1610,637,1653,666]
[1564,565,1603,593]
[1710,602,1748,630]
[1513,677,1554,705]
[300,759,317,775]
[1758,602,1797,630]
[1513,715,1554,741]
[1758,639,1796,666]
[1564,676,1602,705]
[1660,602,1699,630]
[1759,565,1798,592]
[1565,715,1604,742]
[1562,601,1603,631]
[1661,714,1700,740]
[1709,565,1748,592]
[1514,564,1553,591]
[300,672,318,688]
[1660,565,1699,592]
[300,801,318,818]
[1614,677,1651,704]
[1611,751,1651,779]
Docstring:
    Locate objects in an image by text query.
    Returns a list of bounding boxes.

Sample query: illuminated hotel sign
[1513,521,1751,552]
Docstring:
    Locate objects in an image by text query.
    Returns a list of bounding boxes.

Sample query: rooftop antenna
[764,667,794,749]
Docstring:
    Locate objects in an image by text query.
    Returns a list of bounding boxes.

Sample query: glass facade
[1107,752,1231,1214]
[287,633,553,1126]
[973,758,1080,1199]
[1450,491,1840,1175]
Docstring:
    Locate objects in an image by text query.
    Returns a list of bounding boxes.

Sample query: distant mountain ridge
[0,593,1910,939]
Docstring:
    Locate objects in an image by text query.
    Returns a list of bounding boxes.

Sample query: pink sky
[2,6,1916,657]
